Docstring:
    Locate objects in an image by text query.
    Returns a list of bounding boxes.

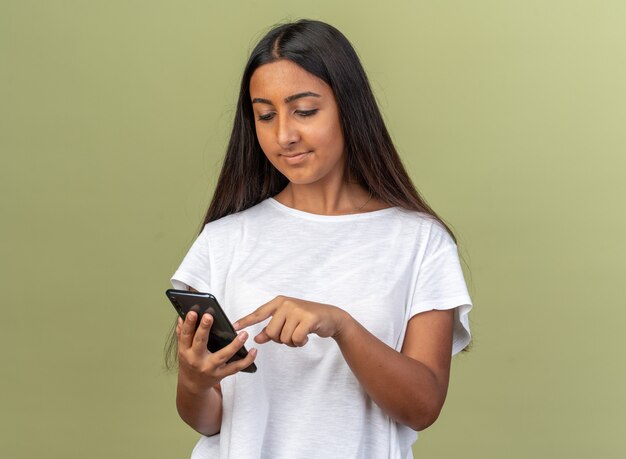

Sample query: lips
[281,151,312,165]
[282,151,311,158]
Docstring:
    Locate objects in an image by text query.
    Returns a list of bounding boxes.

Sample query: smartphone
[165,289,257,373]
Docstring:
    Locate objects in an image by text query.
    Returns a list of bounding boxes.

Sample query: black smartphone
[165,289,257,373]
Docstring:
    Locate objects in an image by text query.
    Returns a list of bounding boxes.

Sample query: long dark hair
[166,20,463,369]
[203,19,455,239]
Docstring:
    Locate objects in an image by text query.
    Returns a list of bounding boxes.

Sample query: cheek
[255,129,286,175]
[254,124,268,149]
[312,118,344,156]
[254,125,275,160]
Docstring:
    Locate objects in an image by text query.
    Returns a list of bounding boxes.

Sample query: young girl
[169,19,472,459]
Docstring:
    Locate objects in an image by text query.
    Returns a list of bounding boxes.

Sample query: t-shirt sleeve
[170,226,212,293]
[410,221,473,356]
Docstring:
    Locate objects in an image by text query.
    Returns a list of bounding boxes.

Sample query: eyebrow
[252,91,321,105]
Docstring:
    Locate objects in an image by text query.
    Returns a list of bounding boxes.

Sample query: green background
[2,1,625,457]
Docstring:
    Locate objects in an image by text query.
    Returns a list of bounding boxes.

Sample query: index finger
[233,297,281,331]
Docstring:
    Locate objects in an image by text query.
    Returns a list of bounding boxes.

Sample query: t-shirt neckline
[266,197,398,222]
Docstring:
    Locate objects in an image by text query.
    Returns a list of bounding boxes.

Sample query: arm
[233,296,454,431]
[175,298,257,436]
[333,308,453,431]
[176,365,223,436]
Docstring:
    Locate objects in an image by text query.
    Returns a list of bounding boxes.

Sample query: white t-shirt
[171,198,472,459]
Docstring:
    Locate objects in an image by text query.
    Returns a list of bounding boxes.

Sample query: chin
[274,169,316,185]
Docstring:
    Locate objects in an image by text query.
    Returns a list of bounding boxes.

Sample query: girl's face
[249,60,345,187]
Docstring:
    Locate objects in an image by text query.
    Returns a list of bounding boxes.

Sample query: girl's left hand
[233,296,349,347]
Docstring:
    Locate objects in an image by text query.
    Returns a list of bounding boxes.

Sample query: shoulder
[387,209,458,258]
[393,208,447,234]
[199,199,273,241]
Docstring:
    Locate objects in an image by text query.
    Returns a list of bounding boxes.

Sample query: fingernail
[188,311,196,321]
[249,348,257,356]
[202,314,211,325]
[232,321,240,330]
[238,332,248,342]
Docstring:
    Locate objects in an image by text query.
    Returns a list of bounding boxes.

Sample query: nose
[276,113,300,149]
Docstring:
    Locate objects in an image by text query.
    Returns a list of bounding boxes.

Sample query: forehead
[249,60,331,99]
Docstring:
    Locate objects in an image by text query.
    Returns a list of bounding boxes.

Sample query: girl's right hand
[176,310,258,393]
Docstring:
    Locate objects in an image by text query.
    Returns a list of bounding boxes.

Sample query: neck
[275,181,372,216]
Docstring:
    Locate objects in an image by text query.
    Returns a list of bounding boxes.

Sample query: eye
[257,112,275,122]
[296,109,318,117]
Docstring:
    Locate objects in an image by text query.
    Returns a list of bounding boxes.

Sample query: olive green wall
[2,1,624,457]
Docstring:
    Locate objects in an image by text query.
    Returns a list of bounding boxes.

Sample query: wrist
[332,308,356,344]
[178,371,217,397]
